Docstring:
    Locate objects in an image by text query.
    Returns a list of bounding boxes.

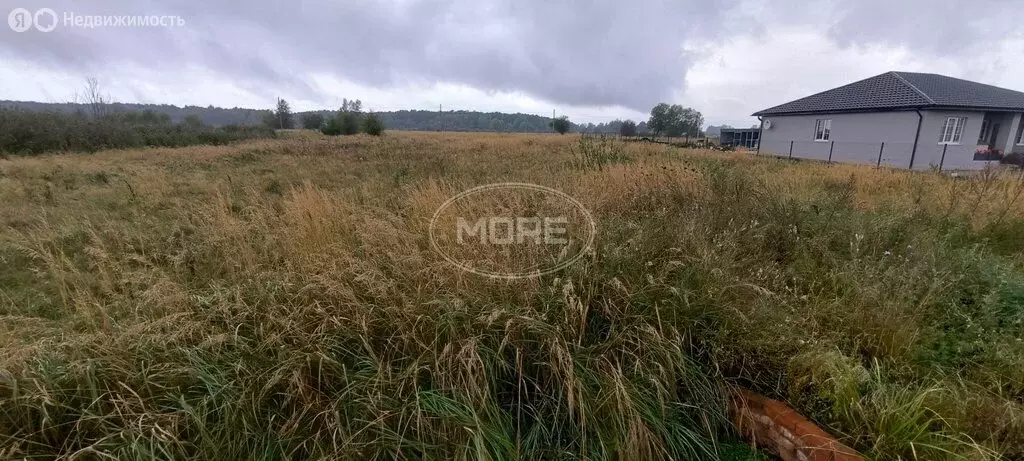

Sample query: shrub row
[321,112,385,136]
[0,109,276,156]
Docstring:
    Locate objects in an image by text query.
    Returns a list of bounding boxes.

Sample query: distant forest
[1,100,596,134]
[1,101,269,126]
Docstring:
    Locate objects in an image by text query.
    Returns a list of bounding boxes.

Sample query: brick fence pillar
[730,388,864,461]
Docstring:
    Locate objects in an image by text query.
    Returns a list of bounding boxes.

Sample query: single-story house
[753,71,1024,170]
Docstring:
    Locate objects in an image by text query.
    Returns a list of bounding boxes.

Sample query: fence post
[788,140,794,159]
[939,143,948,172]
[827,141,835,164]
[876,142,884,167]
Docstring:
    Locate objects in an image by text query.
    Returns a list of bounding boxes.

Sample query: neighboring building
[754,71,1024,170]
[720,128,760,149]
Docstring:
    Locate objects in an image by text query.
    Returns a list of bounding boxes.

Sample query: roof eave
[936,106,1024,113]
[753,105,1024,117]
[751,106,925,117]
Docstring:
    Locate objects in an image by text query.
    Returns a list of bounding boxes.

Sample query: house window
[814,119,831,141]
[939,116,967,144]
[978,119,991,144]
[1017,123,1024,145]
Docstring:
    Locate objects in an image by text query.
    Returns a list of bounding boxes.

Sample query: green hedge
[0,109,276,155]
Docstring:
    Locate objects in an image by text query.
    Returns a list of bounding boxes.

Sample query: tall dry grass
[0,132,1022,459]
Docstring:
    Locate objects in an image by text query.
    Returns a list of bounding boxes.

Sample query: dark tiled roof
[753,71,1024,116]
[894,72,1024,109]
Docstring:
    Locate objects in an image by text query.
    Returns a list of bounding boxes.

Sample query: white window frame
[1017,123,1024,145]
[814,119,831,142]
[939,116,967,145]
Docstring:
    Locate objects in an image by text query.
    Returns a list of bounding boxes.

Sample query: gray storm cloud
[824,0,1021,52]
[0,0,1017,110]
[2,0,736,109]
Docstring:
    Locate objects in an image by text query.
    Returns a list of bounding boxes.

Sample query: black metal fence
[582,133,1018,170]
[759,140,1012,171]
[760,140,913,167]
[579,132,710,145]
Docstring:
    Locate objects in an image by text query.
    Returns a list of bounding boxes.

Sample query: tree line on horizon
[2,99,579,134]
[2,100,710,138]
[267,99,707,138]
[0,77,713,155]
[0,80,276,156]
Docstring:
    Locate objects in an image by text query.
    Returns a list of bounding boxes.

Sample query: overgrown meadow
[1,132,1022,460]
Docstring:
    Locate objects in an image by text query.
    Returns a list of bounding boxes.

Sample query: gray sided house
[754,72,1024,170]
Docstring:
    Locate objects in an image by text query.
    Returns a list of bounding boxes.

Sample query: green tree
[338,113,361,135]
[321,117,342,136]
[550,115,571,135]
[273,98,294,129]
[261,110,277,129]
[183,114,204,130]
[339,99,363,135]
[665,105,686,137]
[679,107,704,138]
[341,98,362,113]
[362,113,385,136]
[300,113,325,130]
[648,103,703,138]
[620,120,638,137]
[648,103,671,136]
[321,101,364,136]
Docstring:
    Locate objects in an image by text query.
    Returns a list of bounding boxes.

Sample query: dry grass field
[1,131,1023,459]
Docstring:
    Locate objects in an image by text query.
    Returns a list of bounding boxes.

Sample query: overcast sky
[2,0,1023,127]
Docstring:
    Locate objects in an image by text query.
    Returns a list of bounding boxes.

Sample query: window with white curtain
[939,117,967,144]
[814,119,831,141]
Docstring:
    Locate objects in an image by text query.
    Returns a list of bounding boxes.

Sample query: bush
[0,109,275,155]
[550,115,571,134]
[1001,151,1024,167]
[300,113,326,130]
[321,112,363,136]
[362,114,385,136]
[339,113,361,135]
[321,117,342,136]
[620,120,638,137]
